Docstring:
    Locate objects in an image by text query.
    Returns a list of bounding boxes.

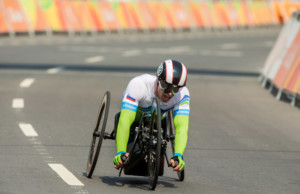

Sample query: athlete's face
[155,80,174,103]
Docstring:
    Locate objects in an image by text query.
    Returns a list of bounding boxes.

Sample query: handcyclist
[113,59,190,172]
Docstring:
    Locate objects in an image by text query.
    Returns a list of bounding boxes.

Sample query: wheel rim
[148,97,161,190]
[86,91,110,178]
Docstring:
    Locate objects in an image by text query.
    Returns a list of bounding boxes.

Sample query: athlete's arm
[113,76,145,168]
[116,109,136,153]
[170,89,190,171]
[173,114,189,156]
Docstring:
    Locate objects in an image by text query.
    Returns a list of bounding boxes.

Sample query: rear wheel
[148,97,162,190]
[86,91,110,178]
[168,110,184,181]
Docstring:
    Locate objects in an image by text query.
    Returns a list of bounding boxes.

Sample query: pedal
[104,132,113,139]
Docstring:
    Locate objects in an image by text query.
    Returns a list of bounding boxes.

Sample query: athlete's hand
[113,152,129,169]
[170,155,185,172]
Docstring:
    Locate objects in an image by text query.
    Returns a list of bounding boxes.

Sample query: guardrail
[260,10,300,107]
[0,0,293,36]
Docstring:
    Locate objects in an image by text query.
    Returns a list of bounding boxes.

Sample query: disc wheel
[168,110,184,181]
[148,97,162,190]
[86,91,110,178]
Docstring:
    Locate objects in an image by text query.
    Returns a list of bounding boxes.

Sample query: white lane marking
[199,50,212,56]
[122,50,141,57]
[20,78,35,88]
[215,50,242,57]
[47,67,63,74]
[12,98,24,109]
[146,46,193,54]
[85,56,104,63]
[48,164,84,186]
[199,50,242,57]
[221,43,239,50]
[19,123,38,137]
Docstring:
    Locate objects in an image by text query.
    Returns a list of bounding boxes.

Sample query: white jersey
[121,74,190,117]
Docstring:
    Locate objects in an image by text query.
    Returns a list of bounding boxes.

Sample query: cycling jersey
[116,74,190,156]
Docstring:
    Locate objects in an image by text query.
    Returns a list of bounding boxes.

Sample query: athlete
[113,59,190,172]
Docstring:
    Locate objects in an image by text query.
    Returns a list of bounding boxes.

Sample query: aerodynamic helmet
[156,59,187,87]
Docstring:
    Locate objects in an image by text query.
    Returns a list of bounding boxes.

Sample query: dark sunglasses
[158,80,182,95]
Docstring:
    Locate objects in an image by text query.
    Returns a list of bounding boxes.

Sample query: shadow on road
[0,63,259,77]
[98,176,177,190]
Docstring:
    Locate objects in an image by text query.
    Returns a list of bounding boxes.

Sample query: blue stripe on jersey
[121,102,138,112]
[179,98,190,105]
[179,95,190,104]
[174,109,190,116]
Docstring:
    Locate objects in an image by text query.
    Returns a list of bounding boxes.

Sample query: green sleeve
[116,109,136,153]
[173,115,189,156]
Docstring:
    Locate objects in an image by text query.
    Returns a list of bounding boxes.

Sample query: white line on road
[19,123,38,137]
[85,56,104,63]
[122,50,141,57]
[215,50,242,57]
[48,164,84,186]
[12,98,24,109]
[199,50,242,57]
[221,43,240,50]
[47,67,63,74]
[20,78,35,88]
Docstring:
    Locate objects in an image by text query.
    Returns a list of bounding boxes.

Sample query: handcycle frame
[86,91,184,190]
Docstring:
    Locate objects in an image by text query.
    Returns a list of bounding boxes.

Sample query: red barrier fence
[1,0,295,35]
[260,10,300,106]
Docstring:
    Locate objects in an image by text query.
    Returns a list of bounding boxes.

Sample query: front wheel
[148,97,162,190]
[86,91,110,178]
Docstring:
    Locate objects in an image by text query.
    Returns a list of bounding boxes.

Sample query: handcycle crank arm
[165,152,179,168]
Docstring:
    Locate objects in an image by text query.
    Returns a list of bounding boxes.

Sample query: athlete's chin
[161,96,171,103]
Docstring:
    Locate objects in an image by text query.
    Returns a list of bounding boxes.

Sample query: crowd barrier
[260,10,300,107]
[0,0,296,36]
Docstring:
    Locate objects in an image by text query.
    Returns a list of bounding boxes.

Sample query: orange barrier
[273,26,300,89]
[129,2,146,30]
[98,1,121,31]
[0,0,289,34]
[198,2,214,29]
[1,0,29,33]
[0,5,9,33]
[262,15,295,84]
[137,2,159,30]
[281,29,300,94]
[170,2,191,29]
[72,1,98,32]
[39,0,63,31]
[19,0,48,32]
[86,1,105,31]
[188,1,205,28]
[261,10,300,105]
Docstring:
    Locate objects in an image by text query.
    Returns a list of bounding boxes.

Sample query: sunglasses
[158,80,182,95]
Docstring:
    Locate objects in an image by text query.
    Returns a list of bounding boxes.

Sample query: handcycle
[86,91,184,190]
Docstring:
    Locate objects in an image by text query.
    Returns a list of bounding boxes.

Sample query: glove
[171,153,185,170]
[113,151,125,167]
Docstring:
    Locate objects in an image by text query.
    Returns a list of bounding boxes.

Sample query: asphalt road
[1,27,300,194]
